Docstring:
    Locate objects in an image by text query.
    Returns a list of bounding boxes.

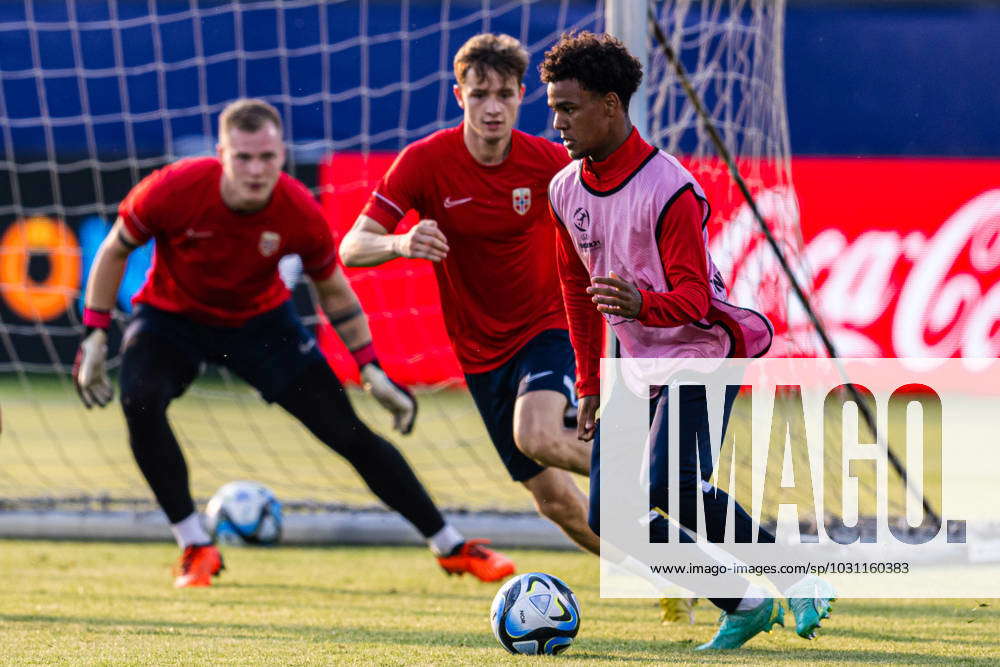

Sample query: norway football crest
[512,187,531,216]
[259,231,281,257]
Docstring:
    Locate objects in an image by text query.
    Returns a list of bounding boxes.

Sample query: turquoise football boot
[786,575,836,639]
[695,598,784,650]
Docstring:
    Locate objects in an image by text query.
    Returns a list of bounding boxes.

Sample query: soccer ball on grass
[490,572,581,655]
[205,481,283,545]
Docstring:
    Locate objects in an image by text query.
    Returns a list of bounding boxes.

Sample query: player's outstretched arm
[73,217,136,408]
[339,215,449,267]
[312,268,418,434]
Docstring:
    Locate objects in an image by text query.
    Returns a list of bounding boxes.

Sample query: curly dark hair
[539,31,643,110]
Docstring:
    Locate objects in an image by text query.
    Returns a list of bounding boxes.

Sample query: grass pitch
[0,375,532,511]
[0,374,932,519]
[0,374,530,512]
[1,540,998,665]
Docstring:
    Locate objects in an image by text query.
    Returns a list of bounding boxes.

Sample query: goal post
[614,0,935,528]
[0,0,853,544]
[605,0,649,138]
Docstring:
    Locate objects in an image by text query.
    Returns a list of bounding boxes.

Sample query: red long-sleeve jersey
[554,130,712,397]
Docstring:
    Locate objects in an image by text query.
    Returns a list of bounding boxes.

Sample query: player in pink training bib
[542,32,833,651]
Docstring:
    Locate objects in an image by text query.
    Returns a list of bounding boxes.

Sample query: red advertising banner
[320,154,455,386]
[794,158,1000,358]
[320,154,1000,385]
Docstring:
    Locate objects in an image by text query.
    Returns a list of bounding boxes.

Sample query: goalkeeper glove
[73,309,114,409]
[360,361,417,435]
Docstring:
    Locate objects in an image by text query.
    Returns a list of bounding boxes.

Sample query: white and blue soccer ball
[205,481,283,546]
[490,572,581,655]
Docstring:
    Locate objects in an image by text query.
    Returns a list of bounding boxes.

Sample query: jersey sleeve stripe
[126,210,151,236]
[303,248,338,280]
[374,191,405,218]
[117,228,139,250]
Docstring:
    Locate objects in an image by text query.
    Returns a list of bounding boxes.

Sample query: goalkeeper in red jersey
[73,98,513,587]
[340,34,599,555]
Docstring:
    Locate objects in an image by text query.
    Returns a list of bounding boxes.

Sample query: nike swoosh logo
[523,370,554,384]
[185,228,214,239]
[443,196,473,209]
[298,339,316,354]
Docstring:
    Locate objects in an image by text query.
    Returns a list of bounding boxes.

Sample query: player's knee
[532,486,583,528]
[120,382,171,420]
[513,418,554,462]
[317,415,386,464]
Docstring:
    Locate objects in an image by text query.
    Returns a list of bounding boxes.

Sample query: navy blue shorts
[465,329,577,482]
[121,300,326,403]
[588,385,741,538]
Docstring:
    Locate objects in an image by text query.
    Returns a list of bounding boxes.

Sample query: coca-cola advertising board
[320,154,1000,385]
[791,158,1000,359]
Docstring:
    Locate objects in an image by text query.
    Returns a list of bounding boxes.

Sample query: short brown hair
[540,31,643,111]
[453,33,530,85]
[218,98,283,137]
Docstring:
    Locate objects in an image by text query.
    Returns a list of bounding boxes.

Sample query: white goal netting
[647,2,913,527]
[650,0,817,358]
[0,0,605,521]
[1,0,817,539]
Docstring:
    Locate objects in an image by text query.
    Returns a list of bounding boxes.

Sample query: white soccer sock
[171,512,211,549]
[735,584,769,611]
[427,523,464,557]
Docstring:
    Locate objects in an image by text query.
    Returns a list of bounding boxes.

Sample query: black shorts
[465,329,577,482]
[120,300,326,403]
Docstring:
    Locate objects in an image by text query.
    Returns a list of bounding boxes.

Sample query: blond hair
[218,98,283,137]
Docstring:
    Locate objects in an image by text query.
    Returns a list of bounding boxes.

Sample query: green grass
[1,540,998,665]
[1,374,533,512]
[1,374,935,520]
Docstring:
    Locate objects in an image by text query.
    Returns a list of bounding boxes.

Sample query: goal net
[0,0,604,540]
[1,0,833,542]
[649,0,815,358]
[648,0,926,532]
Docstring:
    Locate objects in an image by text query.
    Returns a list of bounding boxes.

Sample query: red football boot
[173,544,224,588]
[437,539,515,582]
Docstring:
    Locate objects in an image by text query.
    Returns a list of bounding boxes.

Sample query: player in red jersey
[340,34,599,554]
[73,98,513,587]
